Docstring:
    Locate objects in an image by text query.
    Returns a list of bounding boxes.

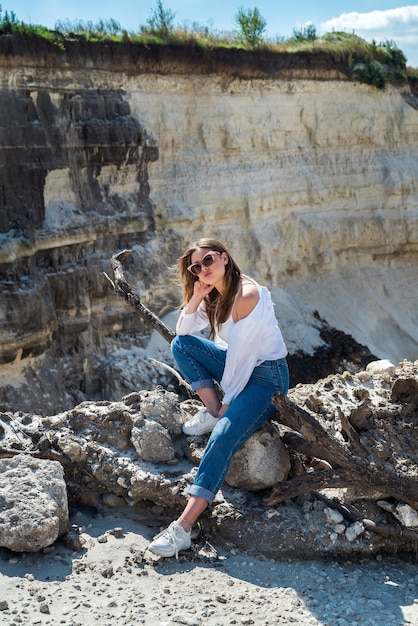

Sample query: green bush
[54,18,122,40]
[143,0,175,39]
[379,39,407,67]
[0,5,53,38]
[234,6,266,47]
[353,59,389,90]
[292,24,317,42]
[0,6,18,33]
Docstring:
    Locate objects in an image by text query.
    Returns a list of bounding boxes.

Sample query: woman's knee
[171,333,202,357]
[170,334,181,356]
[170,334,190,356]
[207,419,234,450]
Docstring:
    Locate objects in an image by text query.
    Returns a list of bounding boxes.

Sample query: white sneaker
[182,408,218,436]
[148,521,191,559]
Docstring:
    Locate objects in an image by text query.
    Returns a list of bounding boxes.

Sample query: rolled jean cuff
[188,484,215,503]
[191,378,216,393]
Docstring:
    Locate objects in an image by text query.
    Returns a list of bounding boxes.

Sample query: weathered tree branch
[337,406,369,456]
[148,357,192,393]
[271,393,355,467]
[104,249,175,344]
[263,468,354,505]
[0,447,71,465]
[267,393,418,510]
[281,430,338,463]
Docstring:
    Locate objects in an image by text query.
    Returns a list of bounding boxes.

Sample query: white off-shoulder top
[176,277,287,405]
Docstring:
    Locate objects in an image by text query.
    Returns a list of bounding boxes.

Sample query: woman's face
[189,247,228,285]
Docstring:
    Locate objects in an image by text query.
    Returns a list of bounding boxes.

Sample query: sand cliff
[0,36,417,412]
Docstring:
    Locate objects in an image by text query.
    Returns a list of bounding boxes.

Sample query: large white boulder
[0,455,69,552]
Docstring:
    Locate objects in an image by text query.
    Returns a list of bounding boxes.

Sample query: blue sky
[5,1,418,66]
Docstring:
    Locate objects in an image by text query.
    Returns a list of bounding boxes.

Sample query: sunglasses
[187,251,221,276]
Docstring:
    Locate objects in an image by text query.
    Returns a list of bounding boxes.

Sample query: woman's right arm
[176,304,209,335]
[176,279,213,335]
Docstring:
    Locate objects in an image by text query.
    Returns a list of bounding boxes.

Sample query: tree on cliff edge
[235,6,266,47]
[145,0,176,39]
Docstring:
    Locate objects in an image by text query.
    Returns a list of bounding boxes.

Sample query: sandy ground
[0,509,417,626]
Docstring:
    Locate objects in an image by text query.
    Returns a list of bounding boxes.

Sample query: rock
[129,389,184,436]
[66,402,134,451]
[102,494,127,508]
[393,503,418,528]
[183,421,291,491]
[377,500,395,513]
[390,377,418,403]
[226,423,290,490]
[98,562,114,578]
[345,521,365,542]
[0,362,417,559]
[0,455,69,552]
[324,507,344,525]
[63,531,86,551]
[349,399,373,430]
[131,420,176,463]
[334,523,346,535]
[366,360,396,375]
[56,433,88,462]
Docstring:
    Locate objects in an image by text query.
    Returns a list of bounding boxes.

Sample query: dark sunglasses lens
[189,253,216,276]
[202,254,214,268]
[190,264,201,276]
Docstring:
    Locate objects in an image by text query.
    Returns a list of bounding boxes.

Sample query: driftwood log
[104,249,175,344]
[106,250,418,540]
[266,394,418,510]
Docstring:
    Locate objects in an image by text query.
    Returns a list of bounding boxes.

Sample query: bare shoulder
[234,279,259,321]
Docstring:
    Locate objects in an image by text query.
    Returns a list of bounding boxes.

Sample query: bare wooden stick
[271,393,355,467]
[337,407,368,456]
[105,249,175,345]
[263,468,353,505]
[0,447,70,464]
[148,357,192,393]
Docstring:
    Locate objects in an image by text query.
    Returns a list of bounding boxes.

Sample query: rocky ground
[0,508,418,626]
[1,359,418,625]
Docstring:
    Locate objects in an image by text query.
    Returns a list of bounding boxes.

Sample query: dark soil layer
[287,324,376,387]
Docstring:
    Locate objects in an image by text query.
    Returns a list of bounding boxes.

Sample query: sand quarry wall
[0,37,417,412]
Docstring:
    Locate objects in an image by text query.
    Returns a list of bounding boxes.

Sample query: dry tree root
[264,394,418,510]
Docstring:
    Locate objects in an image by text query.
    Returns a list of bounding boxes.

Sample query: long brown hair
[176,238,242,338]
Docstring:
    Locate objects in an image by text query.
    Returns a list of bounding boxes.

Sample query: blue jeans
[171,334,289,503]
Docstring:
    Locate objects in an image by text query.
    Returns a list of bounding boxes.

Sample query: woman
[149,237,289,558]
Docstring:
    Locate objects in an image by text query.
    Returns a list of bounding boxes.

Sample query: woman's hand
[193,279,214,300]
[184,279,215,314]
[218,404,229,419]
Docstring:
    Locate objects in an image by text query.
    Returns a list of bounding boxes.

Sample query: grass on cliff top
[0,10,414,89]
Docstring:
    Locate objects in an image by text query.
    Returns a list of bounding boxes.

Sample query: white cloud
[321,5,418,42]
[320,5,418,66]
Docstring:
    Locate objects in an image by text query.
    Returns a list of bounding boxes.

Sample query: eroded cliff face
[0,37,417,413]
